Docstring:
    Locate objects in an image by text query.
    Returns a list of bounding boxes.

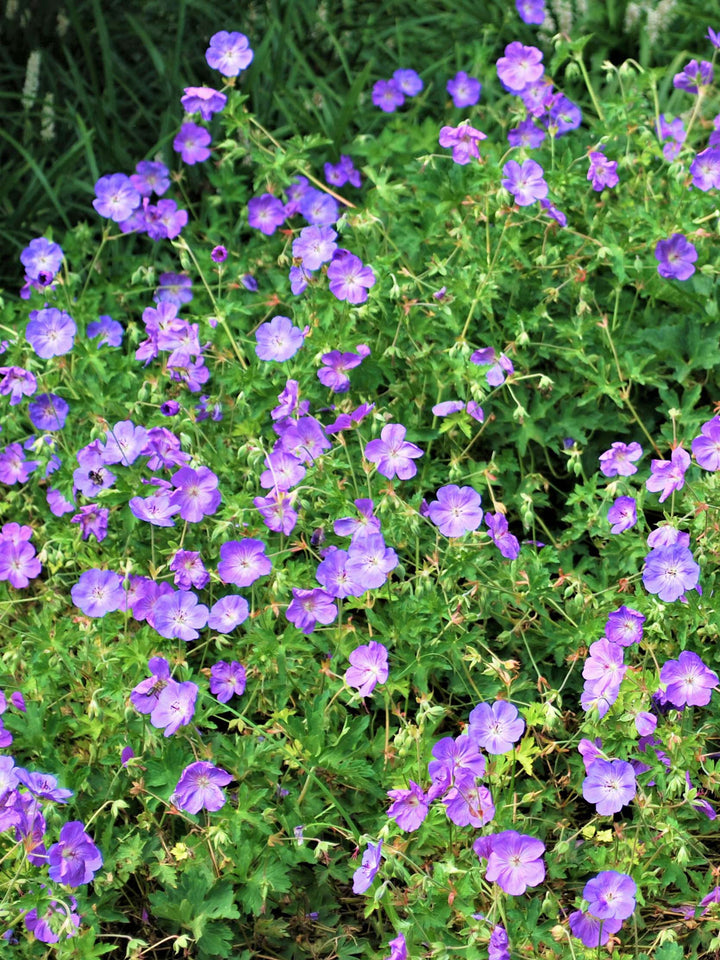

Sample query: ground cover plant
[2,3,720,959]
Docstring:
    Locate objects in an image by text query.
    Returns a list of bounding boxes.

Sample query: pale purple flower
[569,911,623,948]
[327,250,376,304]
[181,86,227,120]
[645,447,690,501]
[438,121,487,165]
[690,147,720,191]
[153,590,208,641]
[485,512,521,559]
[432,400,465,417]
[372,78,404,112]
[583,638,627,695]
[254,489,298,534]
[446,70,481,107]
[470,346,514,385]
[393,68,423,96]
[24,899,81,943]
[660,651,718,707]
[248,193,286,235]
[548,94,582,135]
[508,118,546,148]
[48,821,102,887]
[488,924,510,960]
[218,539,271,587]
[496,42,544,93]
[607,496,637,533]
[324,155,361,188]
[28,393,69,431]
[468,700,525,754]
[333,499,380,540]
[352,840,383,894]
[484,830,545,895]
[599,441,642,477]
[365,423,423,480]
[102,420,148,466]
[20,237,64,282]
[205,30,253,76]
[428,735,486,794]
[605,605,644,647]
[655,234,697,281]
[154,272,193,306]
[169,550,209,590]
[443,780,495,827]
[502,159,548,206]
[674,59,713,93]
[635,712,657,736]
[582,758,636,815]
[692,416,720,470]
[346,534,398,590]
[516,0,546,24]
[643,544,700,602]
[207,595,249,633]
[0,539,42,588]
[584,871,637,921]
[317,345,369,393]
[260,450,305,490]
[255,315,306,361]
[173,122,211,164]
[384,932,407,960]
[345,641,389,697]
[87,315,123,347]
[26,308,76,358]
[299,188,338,226]
[427,484,483,537]
[0,366,37,405]
[150,679,198,736]
[169,465,221,522]
[71,504,109,542]
[71,569,124,617]
[209,660,247,703]
[540,198,567,226]
[292,225,337,270]
[286,588,337,634]
[93,173,140,222]
[386,781,429,831]
[130,657,171,714]
[316,548,364,598]
[588,148,619,191]
[130,160,169,196]
[173,761,233,814]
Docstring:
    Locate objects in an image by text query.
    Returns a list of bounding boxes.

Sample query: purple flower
[569,911,623,948]
[508,118,546,148]
[635,711,657,736]
[293,225,337,270]
[173,761,233,813]
[588,148,619,191]
[71,505,109,543]
[655,234,697,281]
[130,160,169,196]
[150,679,198,736]
[286,588,337,634]
[547,94,582,135]
[211,244,228,264]
[484,830,545,895]
[660,651,718,707]
[93,173,140,222]
[218,538,271,587]
[327,250,376,304]
[316,548,363,598]
[28,393,68,431]
[598,441,643,476]
[365,423,423,480]
[169,550,209,590]
[584,639,627,692]
[657,114,686,160]
[692,416,720,470]
[386,781,429,831]
[248,193,286,235]
[428,736,486,796]
[690,147,720,191]
[488,924,510,960]
[48,820,102,887]
[643,544,700,602]
[582,758,636,815]
[502,159,548,206]
[181,86,227,120]
[0,538,42,588]
[254,489,298,534]
[26,307,76,358]
[169,465,221,522]
[427,484,483,537]
[71,569,124,617]
[468,700,525,754]
[485,512,521,559]
[496,42,544,93]
[605,605,645,647]
[20,237,64,282]
[299,188,338,226]
[255,315,306,361]
[393,68,423,96]
[130,657,171,714]
[645,447,690,501]
[583,870,637,921]
[173,122,211,164]
[345,641,389,697]
[205,30,253,76]
[317,345,369,393]
[324,154,361,188]
[24,899,81,944]
[438,121,487,165]
[443,780,495,827]
[154,272,193,306]
[384,932,407,960]
[372,78,405,112]
[346,534,398,590]
[207,595,249,633]
[446,70,481,107]
[209,660,247,703]
[674,59,713,94]
[153,590,208,641]
[516,0,546,24]
[352,840,383,894]
[471,346,514,386]
[432,400,465,417]
[103,419,148,466]
[87,314,123,347]
[607,495,637,534]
